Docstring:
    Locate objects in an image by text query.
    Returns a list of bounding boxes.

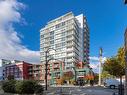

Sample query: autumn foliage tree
[61,71,74,84]
[103,57,124,77]
[101,71,113,80]
[117,47,125,69]
[103,47,125,85]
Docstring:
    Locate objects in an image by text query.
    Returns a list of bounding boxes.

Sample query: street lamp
[99,47,103,86]
[45,48,56,90]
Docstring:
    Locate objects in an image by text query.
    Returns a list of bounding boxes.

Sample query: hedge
[2,80,16,93]
[2,80,44,94]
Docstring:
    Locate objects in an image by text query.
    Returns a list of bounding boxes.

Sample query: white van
[104,79,120,89]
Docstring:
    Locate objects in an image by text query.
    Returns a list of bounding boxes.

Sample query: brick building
[40,61,65,85]
[3,60,31,80]
[29,64,43,80]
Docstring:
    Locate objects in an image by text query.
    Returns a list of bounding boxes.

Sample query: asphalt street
[44,86,118,95]
[0,85,118,95]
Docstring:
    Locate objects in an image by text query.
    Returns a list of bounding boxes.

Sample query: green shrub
[2,80,44,94]
[15,81,23,94]
[2,80,16,93]
[15,80,36,94]
[34,84,44,94]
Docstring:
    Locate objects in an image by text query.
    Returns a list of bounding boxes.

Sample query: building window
[50,36,54,40]
[61,32,66,36]
[50,31,54,35]
[56,24,61,29]
[62,42,65,47]
[50,40,54,44]
[61,37,65,41]
[62,22,65,26]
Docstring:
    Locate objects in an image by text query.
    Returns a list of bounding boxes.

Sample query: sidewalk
[50,84,105,87]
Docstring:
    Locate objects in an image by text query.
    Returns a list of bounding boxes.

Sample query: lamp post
[99,47,103,86]
[45,48,55,90]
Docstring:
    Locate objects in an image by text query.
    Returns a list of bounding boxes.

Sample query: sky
[0,0,127,72]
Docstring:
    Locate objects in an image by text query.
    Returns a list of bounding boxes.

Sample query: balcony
[29,72,33,75]
[67,53,74,57]
[53,69,60,73]
[67,43,73,47]
[53,65,59,68]
[29,68,32,71]
[66,59,73,62]
[32,67,40,71]
[67,48,73,52]
[53,76,60,79]
[67,32,73,36]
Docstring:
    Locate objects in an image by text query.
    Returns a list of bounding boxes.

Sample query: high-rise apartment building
[40,12,89,71]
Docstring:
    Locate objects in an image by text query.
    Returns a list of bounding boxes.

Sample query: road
[44,86,118,95]
[0,85,118,95]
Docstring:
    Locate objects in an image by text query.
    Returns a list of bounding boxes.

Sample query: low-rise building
[40,60,65,85]
[0,59,11,80]
[50,61,65,85]
[3,60,31,80]
[1,59,93,85]
[29,64,43,80]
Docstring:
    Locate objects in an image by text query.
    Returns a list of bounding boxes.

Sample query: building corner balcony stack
[124,28,127,95]
[124,1,127,94]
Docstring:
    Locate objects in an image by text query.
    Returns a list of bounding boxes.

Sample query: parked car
[104,79,120,89]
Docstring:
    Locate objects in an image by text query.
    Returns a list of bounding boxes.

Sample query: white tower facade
[40,12,89,70]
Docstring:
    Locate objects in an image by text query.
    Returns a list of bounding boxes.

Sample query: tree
[117,47,125,69]
[116,47,126,88]
[56,78,64,85]
[62,71,74,84]
[103,47,125,90]
[101,71,113,80]
[103,57,124,77]
[63,71,74,80]
[103,57,125,78]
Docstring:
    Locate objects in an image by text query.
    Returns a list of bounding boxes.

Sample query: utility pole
[99,47,103,86]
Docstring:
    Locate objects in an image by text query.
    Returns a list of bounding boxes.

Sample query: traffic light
[124,0,127,4]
